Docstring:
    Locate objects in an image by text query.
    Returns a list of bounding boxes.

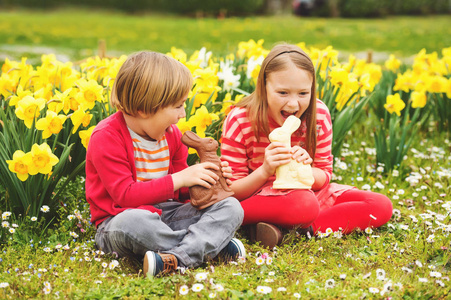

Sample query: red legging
[241,189,393,234]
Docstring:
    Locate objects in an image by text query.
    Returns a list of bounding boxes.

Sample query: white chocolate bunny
[268,115,315,189]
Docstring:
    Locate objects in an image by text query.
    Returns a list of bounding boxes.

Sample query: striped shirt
[221,99,334,184]
[128,128,170,182]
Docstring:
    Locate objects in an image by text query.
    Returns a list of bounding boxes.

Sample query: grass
[1,124,450,299]
[0,8,450,63]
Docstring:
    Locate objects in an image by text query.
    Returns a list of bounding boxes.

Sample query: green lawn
[1,129,450,299]
[0,8,450,62]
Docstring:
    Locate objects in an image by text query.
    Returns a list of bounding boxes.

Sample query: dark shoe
[297,225,314,239]
[255,222,283,249]
[143,251,178,277]
[219,238,246,260]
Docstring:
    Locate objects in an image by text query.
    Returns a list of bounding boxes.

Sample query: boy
[85,51,245,277]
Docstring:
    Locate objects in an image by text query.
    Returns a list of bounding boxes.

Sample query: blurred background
[0,0,450,63]
[2,0,450,17]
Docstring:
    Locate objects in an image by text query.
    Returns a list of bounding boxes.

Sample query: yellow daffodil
[176,118,192,135]
[365,64,382,89]
[37,60,75,90]
[36,111,67,139]
[384,93,405,116]
[34,84,54,101]
[70,108,93,133]
[359,73,372,92]
[311,46,338,71]
[411,91,427,108]
[79,126,96,149]
[442,47,451,58]
[330,67,349,86]
[190,105,219,137]
[295,42,309,53]
[384,54,402,72]
[1,57,16,74]
[351,59,367,77]
[0,73,18,98]
[15,95,46,128]
[102,55,127,90]
[393,71,415,93]
[166,47,187,64]
[75,78,104,109]
[184,60,202,74]
[190,88,221,111]
[47,88,73,114]
[426,75,448,94]
[237,39,267,60]
[226,53,235,62]
[41,54,57,67]
[342,55,356,73]
[29,143,59,175]
[334,74,360,111]
[250,64,261,86]
[61,72,80,93]
[193,67,219,91]
[9,85,32,107]
[81,57,110,82]
[6,150,32,181]
[1,57,33,80]
[66,88,82,112]
[220,93,245,115]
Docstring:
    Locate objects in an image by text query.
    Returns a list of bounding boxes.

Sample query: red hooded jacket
[85,111,190,227]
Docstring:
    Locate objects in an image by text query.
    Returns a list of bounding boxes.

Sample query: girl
[221,44,392,248]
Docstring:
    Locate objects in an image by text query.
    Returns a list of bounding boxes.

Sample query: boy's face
[265,62,312,127]
[134,95,188,141]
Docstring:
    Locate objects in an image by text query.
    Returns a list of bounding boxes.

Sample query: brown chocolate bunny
[181,131,234,210]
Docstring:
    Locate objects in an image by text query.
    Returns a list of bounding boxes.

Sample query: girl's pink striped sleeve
[313,102,334,182]
[221,110,250,180]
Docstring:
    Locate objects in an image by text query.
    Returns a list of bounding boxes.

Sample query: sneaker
[255,222,283,249]
[143,251,178,277]
[220,238,246,260]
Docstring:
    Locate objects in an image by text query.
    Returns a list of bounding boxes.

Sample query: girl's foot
[255,222,283,249]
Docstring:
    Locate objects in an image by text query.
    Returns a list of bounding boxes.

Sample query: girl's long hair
[236,43,317,158]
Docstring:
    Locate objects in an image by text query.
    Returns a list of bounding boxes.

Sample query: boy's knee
[220,197,244,223]
[110,209,158,232]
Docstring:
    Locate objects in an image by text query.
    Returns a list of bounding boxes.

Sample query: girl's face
[265,62,313,127]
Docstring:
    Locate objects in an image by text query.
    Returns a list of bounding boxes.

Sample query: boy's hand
[172,162,220,191]
[220,160,233,186]
[291,145,313,164]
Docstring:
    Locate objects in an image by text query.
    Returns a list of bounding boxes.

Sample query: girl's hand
[291,145,313,165]
[172,162,219,190]
[261,142,291,178]
[220,160,233,186]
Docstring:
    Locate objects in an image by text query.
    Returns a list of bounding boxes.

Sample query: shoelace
[160,254,177,274]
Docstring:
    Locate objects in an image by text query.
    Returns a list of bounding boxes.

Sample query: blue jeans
[95,197,243,268]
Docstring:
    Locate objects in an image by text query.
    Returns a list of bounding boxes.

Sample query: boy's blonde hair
[110,51,193,116]
[237,43,317,159]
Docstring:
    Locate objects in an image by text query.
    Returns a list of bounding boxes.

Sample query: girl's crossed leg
[312,189,393,234]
